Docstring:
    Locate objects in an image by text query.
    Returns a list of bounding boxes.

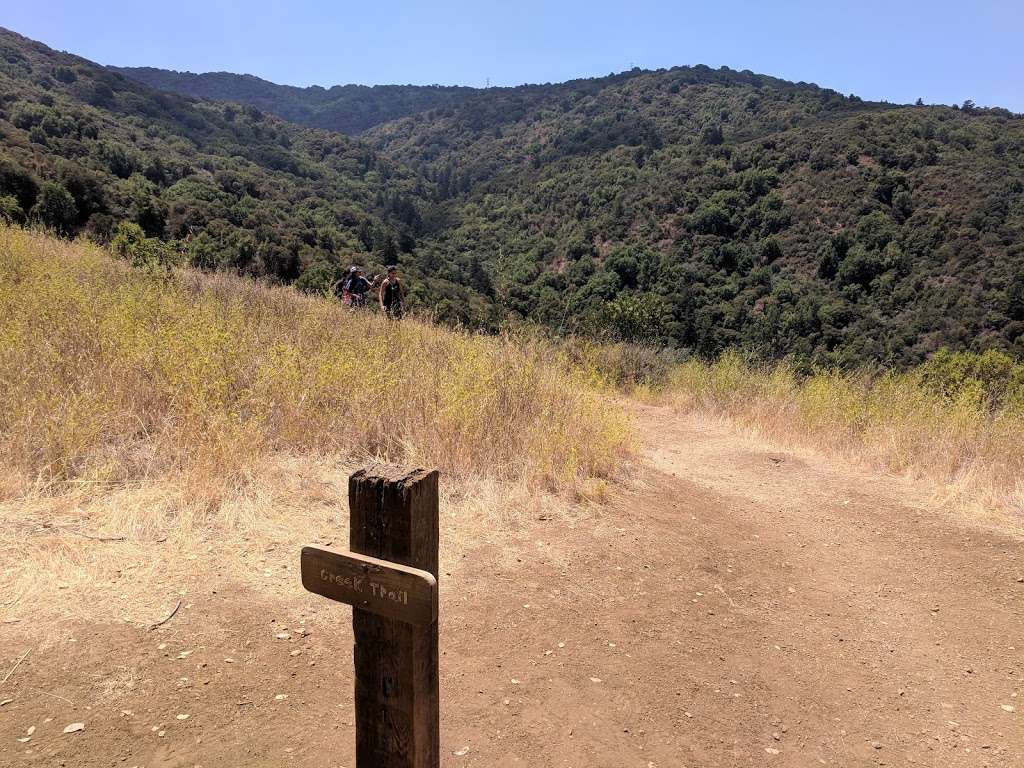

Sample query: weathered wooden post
[301,465,439,768]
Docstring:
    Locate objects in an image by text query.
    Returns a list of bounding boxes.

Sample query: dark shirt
[381,278,403,308]
[348,276,371,295]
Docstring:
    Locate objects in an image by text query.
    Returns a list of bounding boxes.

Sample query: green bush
[0,160,38,212]
[1009,274,1024,321]
[596,293,672,344]
[30,182,77,234]
[111,221,179,270]
[916,349,1024,410]
[294,260,343,296]
[0,195,23,224]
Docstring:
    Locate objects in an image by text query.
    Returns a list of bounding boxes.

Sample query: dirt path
[1,403,1021,767]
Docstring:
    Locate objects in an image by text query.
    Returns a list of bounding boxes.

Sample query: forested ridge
[4,27,1023,366]
[111,66,475,135]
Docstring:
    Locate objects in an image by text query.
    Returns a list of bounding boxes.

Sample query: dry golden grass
[0,226,630,623]
[0,226,628,496]
[665,351,1024,523]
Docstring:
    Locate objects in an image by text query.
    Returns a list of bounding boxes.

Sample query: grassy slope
[0,226,627,499]
[0,225,631,621]
[3,224,1019,514]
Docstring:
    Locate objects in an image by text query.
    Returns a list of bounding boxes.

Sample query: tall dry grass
[0,226,632,622]
[0,226,629,499]
[665,351,1024,516]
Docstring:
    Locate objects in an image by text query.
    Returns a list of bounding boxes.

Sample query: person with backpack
[378,265,405,319]
[345,266,374,308]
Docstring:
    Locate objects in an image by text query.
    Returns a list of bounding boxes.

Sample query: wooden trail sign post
[300,466,440,768]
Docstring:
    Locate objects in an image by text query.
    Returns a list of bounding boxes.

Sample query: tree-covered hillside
[367,68,1024,365]
[112,66,475,135]
[5,28,1024,366]
[0,28,493,317]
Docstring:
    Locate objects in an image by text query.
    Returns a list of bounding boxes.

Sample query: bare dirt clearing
[1,404,1021,767]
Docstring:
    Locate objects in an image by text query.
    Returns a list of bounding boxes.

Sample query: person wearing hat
[378,265,405,319]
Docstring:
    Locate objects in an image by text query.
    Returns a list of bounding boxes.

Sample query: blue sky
[4,1,1022,110]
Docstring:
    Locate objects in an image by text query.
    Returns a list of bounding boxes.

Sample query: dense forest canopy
[3,28,1023,366]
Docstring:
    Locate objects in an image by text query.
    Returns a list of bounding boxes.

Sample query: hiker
[339,266,357,306]
[378,265,405,318]
[345,266,373,308]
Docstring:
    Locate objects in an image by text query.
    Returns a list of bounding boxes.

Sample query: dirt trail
[1,403,1022,767]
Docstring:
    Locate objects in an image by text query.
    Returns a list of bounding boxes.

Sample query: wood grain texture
[300,546,437,625]
[349,465,440,768]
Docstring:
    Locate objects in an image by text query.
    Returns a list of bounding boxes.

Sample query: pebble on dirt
[63,722,85,733]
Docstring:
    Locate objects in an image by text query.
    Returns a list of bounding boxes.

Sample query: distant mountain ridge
[112,63,900,136]
[111,66,476,134]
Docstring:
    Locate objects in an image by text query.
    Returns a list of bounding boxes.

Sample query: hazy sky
[4,1,1022,110]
